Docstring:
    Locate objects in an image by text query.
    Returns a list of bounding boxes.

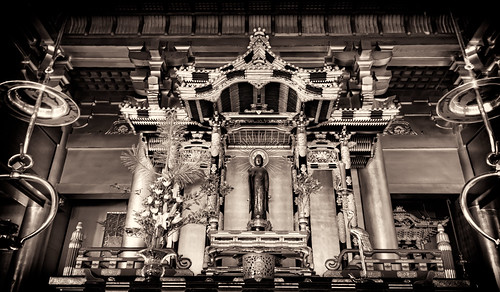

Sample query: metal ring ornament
[486,152,500,167]
[459,171,500,246]
[0,80,80,126]
[44,67,54,74]
[7,153,34,171]
[0,173,58,248]
[464,63,474,71]
[436,77,500,124]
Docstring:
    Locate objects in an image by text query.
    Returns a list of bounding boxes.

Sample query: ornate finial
[296,111,311,130]
[247,27,272,66]
[436,223,456,278]
[335,126,353,143]
[249,27,269,46]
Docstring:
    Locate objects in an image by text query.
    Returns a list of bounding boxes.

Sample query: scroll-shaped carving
[383,118,417,136]
[175,253,193,269]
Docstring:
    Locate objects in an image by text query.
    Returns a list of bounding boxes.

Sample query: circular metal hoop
[436,77,500,124]
[0,173,58,247]
[0,80,80,126]
[459,171,500,246]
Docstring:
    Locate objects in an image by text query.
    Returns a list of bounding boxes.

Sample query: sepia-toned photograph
[0,1,498,291]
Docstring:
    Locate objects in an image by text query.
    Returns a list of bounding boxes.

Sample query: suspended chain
[451,13,500,246]
[9,19,67,173]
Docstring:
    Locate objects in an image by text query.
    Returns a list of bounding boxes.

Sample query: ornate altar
[51,23,466,292]
[117,27,402,281]
[3,1,495,290]
[393,206,450,249]
[204,230,313,280]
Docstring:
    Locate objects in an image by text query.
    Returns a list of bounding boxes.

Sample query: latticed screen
[227,129,291,147]
[102,212,126,247]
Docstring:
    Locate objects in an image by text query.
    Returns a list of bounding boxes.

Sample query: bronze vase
[138,248,173,282]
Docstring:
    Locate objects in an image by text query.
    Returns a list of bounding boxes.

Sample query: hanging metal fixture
[436,15,500,246]
[0,20,79,250]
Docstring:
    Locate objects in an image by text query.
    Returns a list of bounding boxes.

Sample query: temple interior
[0,1,499,291]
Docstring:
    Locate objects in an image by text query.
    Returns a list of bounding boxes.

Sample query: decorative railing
[208,230,309,248]
[59,223,456,282]
[66,247,192,277]
[324,249,451,279]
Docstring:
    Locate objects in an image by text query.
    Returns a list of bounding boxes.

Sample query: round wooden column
[122,135,154,249]
[7,125,70,292]
[358,137,398,254]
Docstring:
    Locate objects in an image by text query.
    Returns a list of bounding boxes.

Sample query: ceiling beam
[61,38,460,69]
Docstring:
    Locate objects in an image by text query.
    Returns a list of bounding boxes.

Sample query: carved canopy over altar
[120,28,401,170]
[117,27,403,278]
[132,27,398,168]
[176,27,344,122]
[175,27,399,129]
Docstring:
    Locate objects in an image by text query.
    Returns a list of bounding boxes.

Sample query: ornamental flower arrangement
[293,171,322,218]
[121,111,205,249]
[132,176,183,249]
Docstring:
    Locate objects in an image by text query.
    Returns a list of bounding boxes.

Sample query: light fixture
[436,14,500,246]
[0,19,79,250]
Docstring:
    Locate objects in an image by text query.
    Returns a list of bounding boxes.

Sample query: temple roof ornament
[177,27,344,104]
[121,27,400,133]
[119,76,204,133]
[312,95,400,130]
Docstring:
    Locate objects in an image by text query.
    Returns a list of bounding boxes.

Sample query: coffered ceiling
[2,1,498,134]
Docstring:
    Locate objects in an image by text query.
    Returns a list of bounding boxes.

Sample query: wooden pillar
[38,124,71,279]
[8,124,70,292]
[358,136,398,254]
[123,135,154,249]
[470,204,500,290]
[7,202,51,292]
[296,117,309,231]
[208,115,222,230]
